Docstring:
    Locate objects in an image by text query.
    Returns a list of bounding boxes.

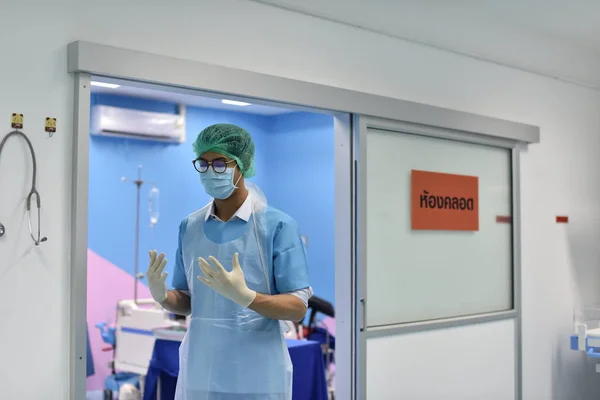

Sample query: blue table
[143,338,327,400]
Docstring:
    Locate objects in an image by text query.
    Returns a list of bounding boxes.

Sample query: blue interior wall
[88,93,334,303]
[263,113,335,304]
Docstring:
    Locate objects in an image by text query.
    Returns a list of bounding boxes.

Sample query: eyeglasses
[193,158,235,174]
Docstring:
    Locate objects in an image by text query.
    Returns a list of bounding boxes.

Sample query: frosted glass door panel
[365,129,512,327]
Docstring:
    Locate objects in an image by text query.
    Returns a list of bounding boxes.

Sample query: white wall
[367,320,516,400]
[1,0,599,399]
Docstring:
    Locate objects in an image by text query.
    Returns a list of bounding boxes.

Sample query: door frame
[354,115,523,399]
[68,41,537,400]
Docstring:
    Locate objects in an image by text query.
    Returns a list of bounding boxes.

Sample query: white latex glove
[197,253,257,308]
[146,250,168,304]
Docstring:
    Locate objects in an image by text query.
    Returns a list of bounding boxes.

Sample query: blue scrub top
[171,206,311,295]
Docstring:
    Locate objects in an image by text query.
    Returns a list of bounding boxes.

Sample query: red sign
[411,170,479,231]
[496,216,512,224]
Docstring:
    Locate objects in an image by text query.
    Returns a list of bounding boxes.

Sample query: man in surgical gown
[145,123,313,400]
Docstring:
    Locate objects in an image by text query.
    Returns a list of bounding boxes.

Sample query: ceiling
[254,0,600,89]
[91,79,294,116]
[255,0,600,51]
[465,2,600,51]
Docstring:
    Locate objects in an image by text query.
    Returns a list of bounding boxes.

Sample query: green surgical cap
[192,123,256,178]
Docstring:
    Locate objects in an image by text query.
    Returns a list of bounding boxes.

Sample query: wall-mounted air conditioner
[91,104,186,143]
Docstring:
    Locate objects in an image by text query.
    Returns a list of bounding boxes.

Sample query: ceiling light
[91,81,121,89]
[222,99,251,107]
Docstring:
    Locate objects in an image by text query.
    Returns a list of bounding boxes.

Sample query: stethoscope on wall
[0,130,47,246]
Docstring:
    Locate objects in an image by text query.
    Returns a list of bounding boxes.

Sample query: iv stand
[122,165,144,305]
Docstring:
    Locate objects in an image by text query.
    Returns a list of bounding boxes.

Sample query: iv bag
[148,186,160,226]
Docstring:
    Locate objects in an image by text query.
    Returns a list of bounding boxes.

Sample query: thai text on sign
[411,170,479,231]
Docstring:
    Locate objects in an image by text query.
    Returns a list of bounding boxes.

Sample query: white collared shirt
[205,193,253,222]
[205,194,314,307]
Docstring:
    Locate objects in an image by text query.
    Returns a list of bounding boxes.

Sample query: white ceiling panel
[253,0,600,89]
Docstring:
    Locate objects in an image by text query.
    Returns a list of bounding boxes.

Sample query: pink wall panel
[87,249,151,391]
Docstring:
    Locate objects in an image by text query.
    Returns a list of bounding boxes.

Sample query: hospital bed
[571,305,600,372]
[96,298,187,399]
[114,299,187,375]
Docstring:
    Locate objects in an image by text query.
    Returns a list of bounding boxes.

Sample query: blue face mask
[199,168,241,200]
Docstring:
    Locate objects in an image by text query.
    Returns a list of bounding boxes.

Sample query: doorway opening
[84,77,340,400]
